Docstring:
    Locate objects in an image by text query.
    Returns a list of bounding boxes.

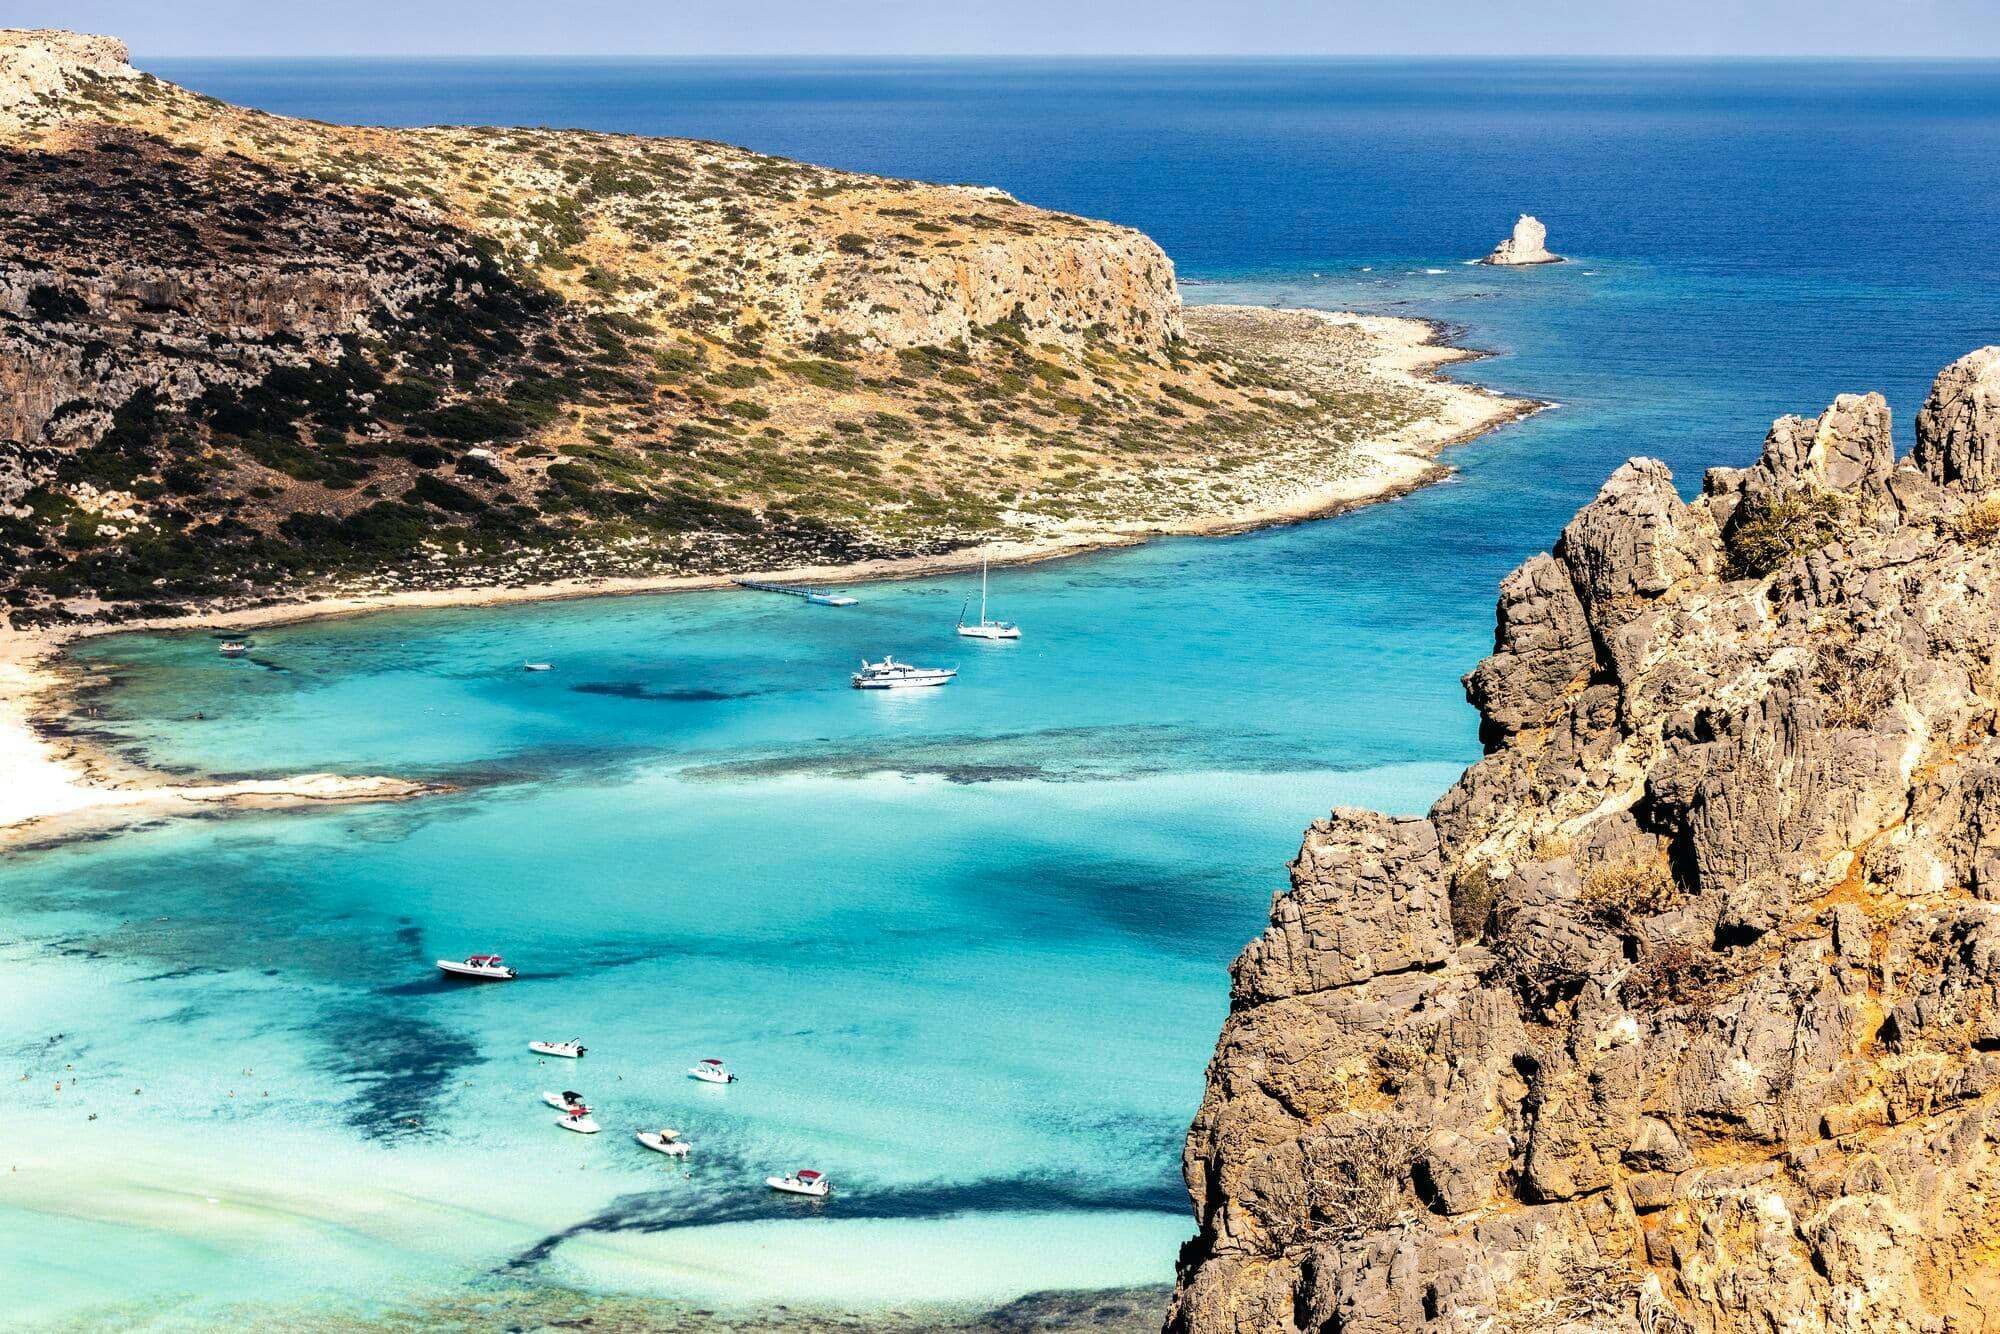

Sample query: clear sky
[20,0,2000,58]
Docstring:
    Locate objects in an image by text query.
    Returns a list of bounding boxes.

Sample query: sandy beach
[0,308,1535,853]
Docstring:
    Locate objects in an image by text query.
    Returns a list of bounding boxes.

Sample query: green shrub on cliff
[1724,489,1847,579]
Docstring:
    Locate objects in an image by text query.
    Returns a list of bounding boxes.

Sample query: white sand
[0,626,434,847]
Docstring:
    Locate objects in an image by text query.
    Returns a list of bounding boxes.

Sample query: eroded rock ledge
[1170,348,2000,1333]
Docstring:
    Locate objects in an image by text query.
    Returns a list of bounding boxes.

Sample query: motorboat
[529,1039,586,1059]
[522,662,553,672]
[635,1127,692,1157]
[556,1108,601,1134]
[851,656,956,690]
[436,954,516,981]
[956,553,1020,640]
[219,642,248,658]
[542,1090,588,1112]
[766,1169,828,1197]
[687,1058,736,1084]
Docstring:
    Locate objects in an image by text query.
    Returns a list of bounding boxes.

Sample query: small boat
[851,656,956,690]
[805,593,859,607]
[557,1109,601,1134]
[767,1169,829,1197]
[542,1090,588,1112]
[956,554,1020,640]
[522,662,553,672]
[636,1127,691,1157]
[219,642,249,658]
[436,954,516,981]
[687,1058,736,1084]
[530,1039,586,1059]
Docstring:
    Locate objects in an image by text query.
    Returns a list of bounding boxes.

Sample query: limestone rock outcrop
[0,29,134,128]
[1481,214,1563,266]
[1913,346,2000,493]
[1171,348,2000,1333]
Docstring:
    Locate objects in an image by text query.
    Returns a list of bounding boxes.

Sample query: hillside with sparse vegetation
[0,30,1519,625]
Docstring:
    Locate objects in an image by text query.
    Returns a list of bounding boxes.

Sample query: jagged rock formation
[1482,214,1563,266]
[0,29,1500,626]
[1170,348,2000,1333]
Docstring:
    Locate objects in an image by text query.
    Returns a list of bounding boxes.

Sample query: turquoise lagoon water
[7,59,2000,1326]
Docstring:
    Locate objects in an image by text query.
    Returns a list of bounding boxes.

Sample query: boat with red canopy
[556,1106,601,1134]
[767,1169,828,1197]
[687,1058,736,1084]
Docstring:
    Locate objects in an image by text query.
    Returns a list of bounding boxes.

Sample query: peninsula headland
[0,28,1532,845]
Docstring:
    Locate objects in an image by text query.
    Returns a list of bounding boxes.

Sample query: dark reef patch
[504,1170,1184,1273]
[366,1278,1169,1332]
[132,963,230,983]
[310,998,483,1140]
[570,680,762,703]
[673,720,1339,787]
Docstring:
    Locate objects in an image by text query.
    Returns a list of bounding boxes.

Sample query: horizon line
[138,50,2000,63]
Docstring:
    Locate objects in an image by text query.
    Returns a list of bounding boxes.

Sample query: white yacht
[767,1169,829,1197]
[957,555,1020,640]
[851,656,957,689]
[219,642,248,658]
[556,1108,601,1134]
[436,954,516,981]
[542,1089,589,1112]
[687,1058,737,1084]
[529,1039,586,1059]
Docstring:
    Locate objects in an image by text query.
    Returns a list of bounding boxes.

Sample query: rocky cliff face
[0,131,529,447]
[1170,348,2000,1333]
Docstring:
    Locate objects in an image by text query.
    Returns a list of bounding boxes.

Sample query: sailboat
[957,554,1021,640]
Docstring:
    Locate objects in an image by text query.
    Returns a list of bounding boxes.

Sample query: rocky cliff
[0,29,1492,626]
[1170,348,2000,1333]
[0,29,133,123]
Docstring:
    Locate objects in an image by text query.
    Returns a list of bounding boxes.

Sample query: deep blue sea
[5,59,1999,1325]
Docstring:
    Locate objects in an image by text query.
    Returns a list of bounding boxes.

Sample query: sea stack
[1481,213,1562,265]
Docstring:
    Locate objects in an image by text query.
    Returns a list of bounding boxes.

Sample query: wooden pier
[732,578,858,606]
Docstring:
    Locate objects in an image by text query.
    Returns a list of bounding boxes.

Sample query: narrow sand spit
[0,309,1537,851]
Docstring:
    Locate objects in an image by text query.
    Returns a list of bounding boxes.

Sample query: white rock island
[1480,213,1563,265]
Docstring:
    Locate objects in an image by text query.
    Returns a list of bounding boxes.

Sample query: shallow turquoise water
[8,536,1477,1321]
[8,520,1474,1318]
[7,57,2000,1325]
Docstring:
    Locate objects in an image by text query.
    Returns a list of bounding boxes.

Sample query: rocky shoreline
[1169,346,2000,1332]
